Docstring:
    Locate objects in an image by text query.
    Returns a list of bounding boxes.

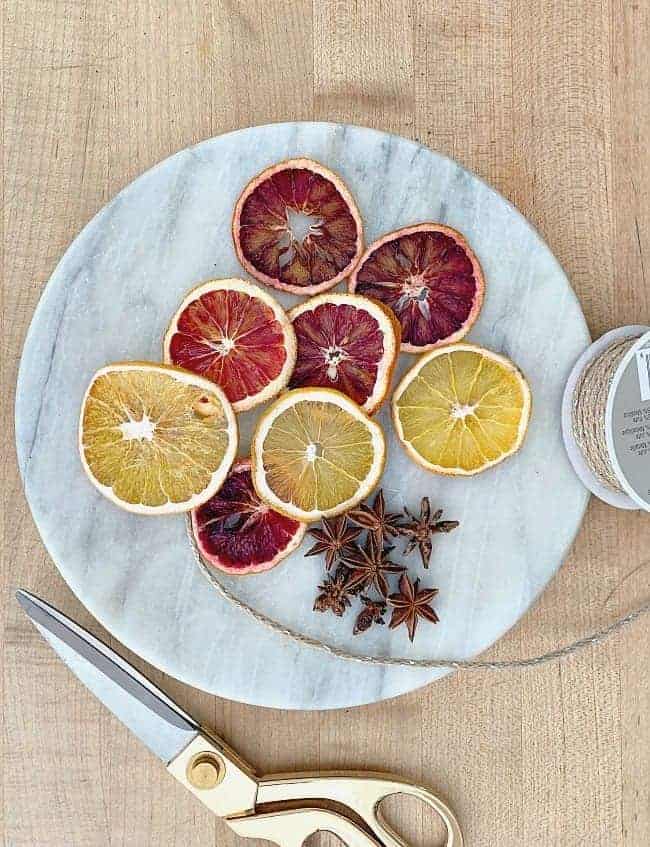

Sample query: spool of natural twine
[571,336,640,493]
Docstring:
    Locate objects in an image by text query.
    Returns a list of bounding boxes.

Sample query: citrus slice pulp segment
[349,223,485,352]
[164,279,296,413]
[392,344,531,475]
[289,293,400,414]
[232,158,364,295]
[191,459,306,574]
[251,388,386,521]
[79,362,238,514]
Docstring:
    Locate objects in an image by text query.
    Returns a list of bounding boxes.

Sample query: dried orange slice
[392,344,531,475]
[232,158,364,295]
[163,278,296,412]
[349,223,485,352]
[251,388,386,522]
[79,362,238,514]
[288,293,400,415]
[191,458,306,575]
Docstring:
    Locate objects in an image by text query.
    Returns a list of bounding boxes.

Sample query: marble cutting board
[16,122,590,710]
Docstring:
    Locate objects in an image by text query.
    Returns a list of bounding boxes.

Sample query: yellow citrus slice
[79,362,238,514]
[251,388,386,521]
[392,343,531,476]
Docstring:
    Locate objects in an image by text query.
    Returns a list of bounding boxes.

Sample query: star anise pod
[336,564,364,595]
[353,595,387,635]
[342,533,405,597]
[347,489,404,544]
[388,573,439,642]
[306,515,362,571]
[399,497,459,568]
[313,567,354,617]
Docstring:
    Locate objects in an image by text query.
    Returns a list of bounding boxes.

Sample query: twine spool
[571,337,639,493]
[562,325,650,510]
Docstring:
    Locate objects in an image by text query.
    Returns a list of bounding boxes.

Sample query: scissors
[16,590,463,847]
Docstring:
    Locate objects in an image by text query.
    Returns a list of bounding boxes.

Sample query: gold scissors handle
[169,733,462,847]
[256,773,463,847]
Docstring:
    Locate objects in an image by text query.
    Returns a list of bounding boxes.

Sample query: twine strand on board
[185,332,650,671]
[187,519,649,670]
[571,335,641,493]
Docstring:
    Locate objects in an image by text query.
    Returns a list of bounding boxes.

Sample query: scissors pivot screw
[187,752,224,790]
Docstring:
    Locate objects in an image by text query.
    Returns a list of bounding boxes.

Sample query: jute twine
[186,519,649,671]
[571,336,639,492]
[185,336,650,670]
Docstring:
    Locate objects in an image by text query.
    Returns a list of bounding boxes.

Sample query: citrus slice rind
[251,387,386,522]
[79,362,238,514]
[288,292,400,415]
[232,158,364,295]
[392,343,531,476]
[163,278,296,413]
[349,223,485,352]
[191,459,306,575]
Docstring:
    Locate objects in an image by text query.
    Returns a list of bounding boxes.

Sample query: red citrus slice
[232,158,364,295]
[288,293,400,415]
[163,278,296,413]
[191,459,307,575]
[349,223,485,352]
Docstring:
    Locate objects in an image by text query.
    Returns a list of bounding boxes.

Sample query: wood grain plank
[506,7,626,843]
[2,1,648,845]
[313,0,414,136]
[510,0,615,336]
[413,2,514,191]
[313,7,417,847]
[610,1,650,843]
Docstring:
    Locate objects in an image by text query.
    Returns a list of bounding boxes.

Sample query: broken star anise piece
[399,497,459,568]
[306,515,362,571]
[388,573,439,643]
[347,489,404,544]
[313,566,354,617]
[353,595,387,635]
[342,533,405,597]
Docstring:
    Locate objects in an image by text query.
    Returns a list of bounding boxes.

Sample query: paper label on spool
[607,333,650,511]
[636,348,650,401]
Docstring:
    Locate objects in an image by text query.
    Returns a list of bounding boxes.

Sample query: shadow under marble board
[16,122,590,710]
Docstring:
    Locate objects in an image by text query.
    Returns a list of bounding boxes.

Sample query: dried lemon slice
[79,362,238,514]
[392,343,531,475]
[251,388,385,521]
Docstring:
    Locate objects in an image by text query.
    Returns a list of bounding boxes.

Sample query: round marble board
[16,122,590,710]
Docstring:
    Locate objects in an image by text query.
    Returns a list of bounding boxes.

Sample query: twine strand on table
[187,520,649,670]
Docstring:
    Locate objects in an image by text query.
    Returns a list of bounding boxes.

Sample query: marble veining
[15,122,590,710]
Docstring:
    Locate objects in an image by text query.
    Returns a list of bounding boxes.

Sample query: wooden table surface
[3,2,649,845]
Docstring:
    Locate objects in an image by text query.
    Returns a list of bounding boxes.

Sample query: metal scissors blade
[16,590,200,763]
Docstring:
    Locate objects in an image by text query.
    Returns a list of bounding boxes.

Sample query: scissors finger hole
[379,792,449,847]
[304,832,348,847]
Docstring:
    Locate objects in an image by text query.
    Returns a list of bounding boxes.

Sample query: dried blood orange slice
[349,223,485,352]
[288,293,400,415]
[163,278,296,413]
[232,158,364,295]
[191,459,306,575]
